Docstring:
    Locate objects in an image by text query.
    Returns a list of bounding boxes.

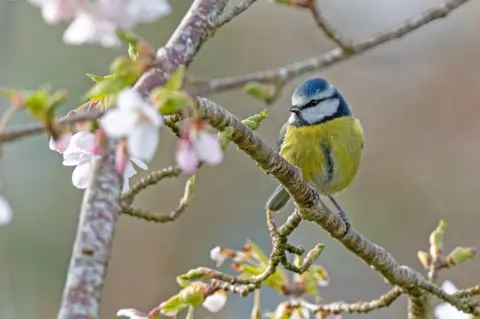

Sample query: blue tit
[265,77,364,224]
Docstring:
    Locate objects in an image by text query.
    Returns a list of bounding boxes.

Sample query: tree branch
[191,0,471,95]
[194,96,479,315]
[57,141,122,319]
[305,0,353,51]
[57,0,232,318]
[215,0,259,29]
[299,287,403,314]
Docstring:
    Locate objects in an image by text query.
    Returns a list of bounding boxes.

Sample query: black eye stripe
[304,98,325,108]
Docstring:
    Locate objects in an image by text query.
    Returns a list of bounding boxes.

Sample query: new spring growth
[159,282,208,315]
[180,175,196,207]
[151,66,194,115]
[446,247,477,267]
[219,110,268,149]
[24,87,67,122]
[417,251,432,269]
[86,47,149,101]
[429,219,446,259]
[243,82,280,104]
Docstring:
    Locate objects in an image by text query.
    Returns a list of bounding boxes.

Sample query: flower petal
[116,308,149,319]
[195,132,223,166]
[127,124,159,162]
[141,104,164,127]
[117,88,144,111]
[0,195,13,226]
[63,12,120,47]
[102,108,138,138]
[126,0,172,24]
[62,147,90,166]
[203,292,227,313]
[49,133,72,153]
[67,131,94,149]
[291,308,310,319]
[441,280,459,295]
[175,140,199,174]
[434,303,471,319]
[71,162,93,189]
[130,158,148,171]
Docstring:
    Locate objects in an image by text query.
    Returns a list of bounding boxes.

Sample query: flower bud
[417,251,432,269]
[429,219,446,259]
[446,246,477,267]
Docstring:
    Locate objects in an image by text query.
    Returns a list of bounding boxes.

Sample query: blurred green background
[1,0,480,318]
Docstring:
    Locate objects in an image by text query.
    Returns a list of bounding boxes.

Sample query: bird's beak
[289,105,301,113]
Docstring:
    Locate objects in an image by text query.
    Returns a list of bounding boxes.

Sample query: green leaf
[86,73,112,83]
[25,90,48,119]
[247,239,269,266]
[242,109,268,130]
[151,88,192,115]
[164,66,186,91]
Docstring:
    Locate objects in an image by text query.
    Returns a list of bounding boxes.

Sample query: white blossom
[56,131,146,192]
[102,88,163,162]
[434,281,472,319]
[27,0,172,47]
[203,292,227,312]
[0,194,13,226]
[116,308,148,319]
[49,132,72,153]
[63,11,120,47]
[210,246,228,267]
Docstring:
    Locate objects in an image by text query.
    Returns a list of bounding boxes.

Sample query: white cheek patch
[287,112,298,124]
[300,99,340,124]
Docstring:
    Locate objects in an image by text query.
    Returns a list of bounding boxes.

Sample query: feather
[265,185,290,212]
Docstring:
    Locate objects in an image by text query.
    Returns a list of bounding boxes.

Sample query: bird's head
[288,77,351,126]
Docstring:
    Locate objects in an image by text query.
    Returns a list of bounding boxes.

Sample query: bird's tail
[265,185,290,212]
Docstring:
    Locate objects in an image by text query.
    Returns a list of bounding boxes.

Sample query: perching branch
[194,96,480,315]
[191,0,471,95]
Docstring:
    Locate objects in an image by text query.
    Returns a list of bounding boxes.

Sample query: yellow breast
[280,116,364,195]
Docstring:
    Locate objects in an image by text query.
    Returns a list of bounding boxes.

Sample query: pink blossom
[175,120,223,174]
[49,132,72,153]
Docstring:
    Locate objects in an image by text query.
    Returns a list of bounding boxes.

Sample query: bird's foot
[328,195,351,235]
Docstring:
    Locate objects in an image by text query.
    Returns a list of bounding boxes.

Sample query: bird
[265,77,364,228]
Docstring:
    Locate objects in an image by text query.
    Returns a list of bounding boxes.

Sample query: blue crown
[293,77,332,99]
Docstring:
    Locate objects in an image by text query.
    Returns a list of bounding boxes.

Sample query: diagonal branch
[191,0,471,95]
[194,96,479,315]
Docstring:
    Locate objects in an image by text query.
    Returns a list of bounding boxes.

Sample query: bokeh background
[1,0,480,318]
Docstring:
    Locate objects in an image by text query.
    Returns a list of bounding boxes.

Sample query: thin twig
[121,205,187,223]
[0,110,102,144]
[121,166,182,204]
[192,0,471,95]
[216,0,259,28]
[305,0,353,51]
[300,287,403,314]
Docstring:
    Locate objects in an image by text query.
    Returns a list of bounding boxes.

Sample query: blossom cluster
[48,87,223,196]
[27,0,172,47]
